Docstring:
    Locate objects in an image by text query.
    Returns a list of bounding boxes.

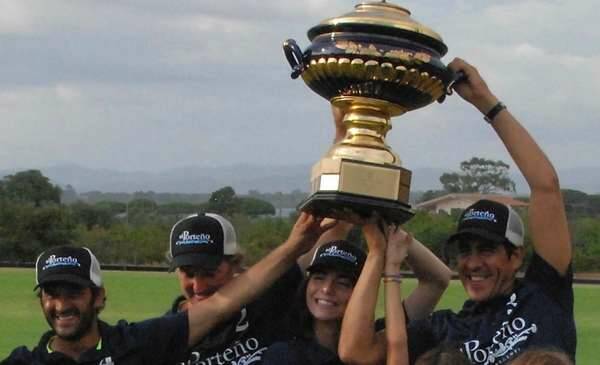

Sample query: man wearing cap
[403,59,575,364]
[2,212,334,365]
[164,212,343,365]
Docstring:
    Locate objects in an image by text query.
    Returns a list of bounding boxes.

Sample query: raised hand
[448,57,499,115]
[286,212,337,255]
[362,221,387,255]
[385,226,412,274]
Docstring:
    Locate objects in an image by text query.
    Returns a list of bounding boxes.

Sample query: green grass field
[1,268,598,363]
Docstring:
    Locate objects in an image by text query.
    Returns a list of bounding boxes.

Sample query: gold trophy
[284,1,459,224]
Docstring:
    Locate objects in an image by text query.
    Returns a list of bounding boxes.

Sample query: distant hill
[1,164,599,195]
[0,164,310,194]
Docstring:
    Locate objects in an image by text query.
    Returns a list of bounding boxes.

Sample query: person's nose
[191,275,211,293]
[463,251,484,270]
[49,295,69,313]
[320,278,335,295]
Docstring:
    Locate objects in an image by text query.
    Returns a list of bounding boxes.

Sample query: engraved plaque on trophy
[283,1,457,224]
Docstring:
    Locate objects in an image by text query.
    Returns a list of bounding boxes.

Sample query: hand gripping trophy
[283,1,460,224]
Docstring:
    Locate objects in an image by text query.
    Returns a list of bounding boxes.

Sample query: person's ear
[94,287,106,311]
[510,247,525,271]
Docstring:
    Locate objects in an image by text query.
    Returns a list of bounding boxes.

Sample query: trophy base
[298,191,414,225]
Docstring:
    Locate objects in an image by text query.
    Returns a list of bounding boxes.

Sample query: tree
[126,198,159,225]
[76,221,170,265]
[232,214,294,264]
[589,195,600,216]
[157,202,202,216]
[128,198,158,213]
[0,200,75,261]
[237,197,276,217]
[562,189,589,218]
[70,201,113,230]
[1,170,61,206]
[571,217,600,271]
[403,211,456,257]
[207,186,237,215]
[439,157,516,194]
[95,201,127,215]
[558,190,600,218]
[61,184,79,204]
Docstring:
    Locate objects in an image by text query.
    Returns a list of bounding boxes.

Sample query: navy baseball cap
[307,240,366,279]
[35,246,103,290]
[169,213,239,271]
[447,199,525,248]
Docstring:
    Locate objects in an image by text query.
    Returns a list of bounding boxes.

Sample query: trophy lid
[308,1,447,56]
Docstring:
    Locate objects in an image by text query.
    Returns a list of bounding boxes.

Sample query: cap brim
[446,227,507,247]
[34,274,96,291]
[169,253,223,272]
[306,259,361,279]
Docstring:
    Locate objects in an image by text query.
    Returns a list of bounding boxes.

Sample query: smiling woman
[305,270,354,323]
[261,240,367,365]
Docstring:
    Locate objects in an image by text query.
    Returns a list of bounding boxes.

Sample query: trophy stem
[332,95,406,165]
[343,109,390,150]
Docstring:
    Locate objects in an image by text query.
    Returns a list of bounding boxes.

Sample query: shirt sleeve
[1,346,34,365]
[524,253,573,311]
[255,264,303,314]
[127,312,190,364]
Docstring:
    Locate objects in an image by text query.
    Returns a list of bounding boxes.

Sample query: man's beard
[44,299,97,341]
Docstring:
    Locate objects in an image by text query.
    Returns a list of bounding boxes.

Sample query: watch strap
[484,101,507,123]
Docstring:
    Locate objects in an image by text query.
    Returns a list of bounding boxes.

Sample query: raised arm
[186,212,335,346]
[384,227,411,365]
[403,235,451,320]
[449,58,571,274]
[338,222,387,365]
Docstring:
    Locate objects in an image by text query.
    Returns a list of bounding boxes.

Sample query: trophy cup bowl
[284,1,456,224]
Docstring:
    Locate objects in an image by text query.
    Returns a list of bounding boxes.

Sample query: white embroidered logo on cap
[43,255,81,270]
[320,245,357,264]
[176,231,214,246]
[463,209,497,223]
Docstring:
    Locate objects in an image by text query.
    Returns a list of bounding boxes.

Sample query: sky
[1,0,599,174]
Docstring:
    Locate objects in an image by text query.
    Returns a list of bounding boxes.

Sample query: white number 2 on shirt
[236,307,249,332]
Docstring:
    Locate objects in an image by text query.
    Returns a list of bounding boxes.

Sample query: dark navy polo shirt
[261,338,343,365]
[261,319,385,365]
[1,313,189,365]
[166,265,303,365]
[407,253,576,365]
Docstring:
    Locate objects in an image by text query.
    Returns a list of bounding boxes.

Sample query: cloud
[55,84,82,102]
[0,0,33,33]
[0,0,598,175]
[163,14,254,34]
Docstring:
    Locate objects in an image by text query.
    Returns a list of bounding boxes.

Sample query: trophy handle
[283,39,307,79]
[437,70,467,103]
